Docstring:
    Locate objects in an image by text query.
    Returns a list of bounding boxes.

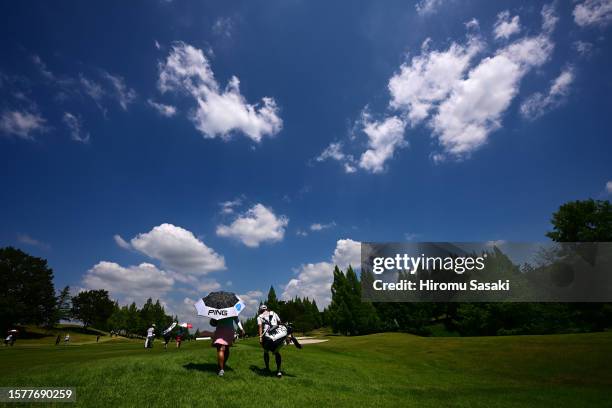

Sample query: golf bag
[261,323,302,352]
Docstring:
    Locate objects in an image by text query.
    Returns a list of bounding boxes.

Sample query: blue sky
[1,0,611,322]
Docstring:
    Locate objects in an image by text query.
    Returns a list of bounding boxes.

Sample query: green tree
[55,285,72,322]
[71,289,115,329]
[546,199,612,242]
[266,286,280,312]
[0,247,57,331]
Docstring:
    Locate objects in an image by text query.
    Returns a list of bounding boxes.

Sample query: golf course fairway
[1,332,611,407]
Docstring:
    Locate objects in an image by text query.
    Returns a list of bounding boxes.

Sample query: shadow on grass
[183,363,232,373]
[249,365,296,377]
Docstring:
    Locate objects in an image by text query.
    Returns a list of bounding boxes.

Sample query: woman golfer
[212,316,245,377]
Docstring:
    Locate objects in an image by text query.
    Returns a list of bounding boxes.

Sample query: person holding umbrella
[194,291,246,377]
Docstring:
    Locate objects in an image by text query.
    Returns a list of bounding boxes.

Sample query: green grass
[10,325,109,346]
[1,332,611,407]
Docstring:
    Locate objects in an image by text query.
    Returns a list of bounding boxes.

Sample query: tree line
[324,199,612,336]
[0,247,174,336]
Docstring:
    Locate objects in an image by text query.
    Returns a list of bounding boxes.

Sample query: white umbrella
[194,291,246,320]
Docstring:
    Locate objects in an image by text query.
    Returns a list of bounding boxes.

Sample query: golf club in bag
[261,322,302,352]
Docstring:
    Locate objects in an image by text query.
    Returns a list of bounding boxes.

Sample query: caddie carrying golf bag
[261,323,302,352]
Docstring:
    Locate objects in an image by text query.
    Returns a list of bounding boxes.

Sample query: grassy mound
[1,332,611,407]
[9,324,110,346]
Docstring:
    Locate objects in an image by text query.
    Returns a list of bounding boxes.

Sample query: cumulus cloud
[416,0,446,16]
[332,238,361,269]
[388,36,483,124]
[0,110,46,140]
[431,33,554,157]
[158,42,282,142]
[358,115,407,173]
[122,223,226,275]
[573,0,612,27]
[520,67,575,120]
[606,180,612,194]
[62,112,90,143]
[344,4,560,168]
[147,99,177,117]
[282,262,334,307]
[494,11,521,40]
[216,204,288,247]
[83,261,174,302]
[238,290,264,317]
[282,238,361,308]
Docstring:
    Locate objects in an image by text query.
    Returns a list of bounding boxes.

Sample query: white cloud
[83,261,174,302]
[350,4,559,167]
[573,40,594,57]
[281,238,361,308]
[113,234,131,250]
[310,221,336,231]
[465,18,480,31]
[358,115,407,173]
[216,204,288,247]
[238,290,264,318]
[573,0,612,27]
[104,72,136,111]
[79,74,105,106]
[332,238,361,269]
[283,262,334,307]
[63,112,90,143]
[0,110,46,140]
[606,180,612,194]
[494,11,521,40]
[212,17,234,38]
[147,99,177,117]
[158,42,282,142]
[388,36,483,124]
[31,55,55,80]
[520,67,574,120]
[316,142,356,173]
[296,229,309,237]
[430,33,554,158]
[219,197,242,214]
[196,280,222,293]
[416,0,445,16]
[541,3,559,34]
[127,223,226,275]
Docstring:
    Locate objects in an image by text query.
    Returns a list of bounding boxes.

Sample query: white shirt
[147,327,155,337]
[257,311,280,333]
